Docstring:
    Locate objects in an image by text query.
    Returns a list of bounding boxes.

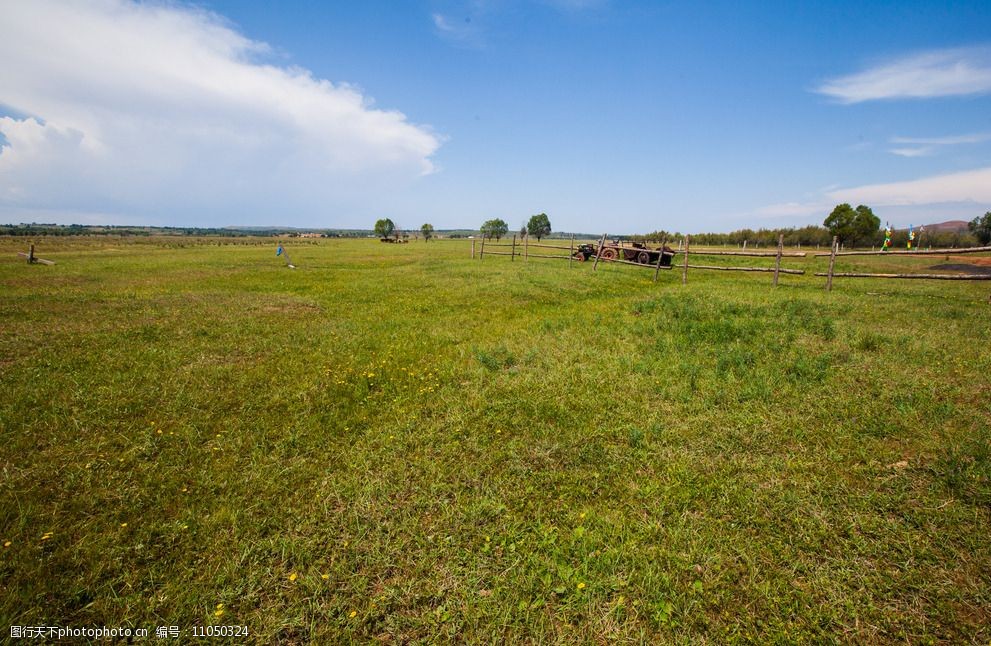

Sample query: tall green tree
[824,204,879,246]
[480,219,509,241]
[823,204,856,244]
[969,212,991,244]
[374,218,395,239]
[852,204,880,246]
[526,213,552,241]
[420,223,435,242]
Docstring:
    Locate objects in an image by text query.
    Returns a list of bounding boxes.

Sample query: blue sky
[2,1,990,233]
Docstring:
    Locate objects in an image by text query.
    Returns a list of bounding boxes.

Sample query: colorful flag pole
[907,225,915,250]
[276,244,295,268]
[881,223,892,252]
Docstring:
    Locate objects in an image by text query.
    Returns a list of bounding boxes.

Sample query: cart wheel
[600,248,617,261]
[575,253,586,262]
[637,251,650,264]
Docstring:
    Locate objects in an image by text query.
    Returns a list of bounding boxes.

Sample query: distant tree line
[632,207,987,249]
[0,223,366,237]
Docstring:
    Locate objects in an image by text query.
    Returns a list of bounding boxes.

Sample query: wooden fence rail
[813,245,991,257]
[688,264,805,275]
[815,272,991,280]
[686,249,807,258]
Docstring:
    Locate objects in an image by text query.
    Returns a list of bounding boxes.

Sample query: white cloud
[890,132,991,145]
[887,131,991,157]
[751,167,991,228]
[828,167,991,205]
[0,0,441,225]
[816,46,991,103]
[889,146,934,158]
[431,11,483,47]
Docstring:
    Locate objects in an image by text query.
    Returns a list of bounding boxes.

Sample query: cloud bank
[828,166,991,206]
[887,131,991,157]
[754,166,991,227]
[816,46,991,103]
[0,0,441,225]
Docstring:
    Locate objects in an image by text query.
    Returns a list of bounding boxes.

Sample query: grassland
[1,236,989,643]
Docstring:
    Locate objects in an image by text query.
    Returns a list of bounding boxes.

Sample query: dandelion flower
[577,582,586,590]
[3,541,11,548]
[120,523,127,528]
[214,609,224,618]
[348,611,357,618]
[321,574,329,580]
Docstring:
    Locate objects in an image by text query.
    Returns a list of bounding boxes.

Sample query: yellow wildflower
[120,523,127,528]
[577,582,586,590]
[3,541,11,548]
[321,574,329,580]
[348,611,357,618]
[289,572,298,582]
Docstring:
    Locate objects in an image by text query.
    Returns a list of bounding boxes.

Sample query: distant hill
[921,220,970,232]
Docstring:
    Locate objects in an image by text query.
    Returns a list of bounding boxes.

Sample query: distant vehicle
[583,241,676,266]
[572,243,598,262]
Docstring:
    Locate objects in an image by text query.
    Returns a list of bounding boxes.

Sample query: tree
[480,218,509,241]
[421,223,435,242]
[969,212,991,244]
[374,218,395,239]
[852,204,880,246]
[824,203,878,246]
[823,204,856,244]
[527,213,552,241]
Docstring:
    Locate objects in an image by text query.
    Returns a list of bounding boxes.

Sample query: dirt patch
[945,255,991,267]
[929,263,991,275]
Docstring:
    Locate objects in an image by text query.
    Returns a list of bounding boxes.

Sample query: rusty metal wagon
[597,242,675,266]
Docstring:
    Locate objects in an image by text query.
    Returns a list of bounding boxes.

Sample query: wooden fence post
[569,234,575,268]
[471,238,475,259]
[480,235,486,259]
[773,233,783,286]
[28,244,35,264]
[825,235,838,291]
[682,236,690,285]
[653,247,665,282]
[524,233,529,262]
[511,234,516,262]
[592,233,607,271]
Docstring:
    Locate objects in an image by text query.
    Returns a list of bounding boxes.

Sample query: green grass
[1,237,989,643]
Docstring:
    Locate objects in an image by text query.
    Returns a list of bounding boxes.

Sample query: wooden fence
[473,232,991,293]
